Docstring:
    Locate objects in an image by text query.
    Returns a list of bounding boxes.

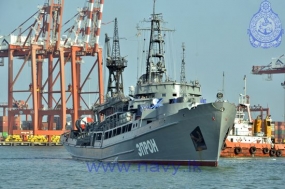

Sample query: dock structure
[0,142,62,146]
[0,0,105,140]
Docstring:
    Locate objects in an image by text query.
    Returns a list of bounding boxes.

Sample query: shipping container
[22,121,32,130]
[13,126,20,130]
[41,122,48,130]
[0,125,8,132]
[54,117,61,129]
[41,122,57,130]
[0,121,8,127]
[0,116,8,122]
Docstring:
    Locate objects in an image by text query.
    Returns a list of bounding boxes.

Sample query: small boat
[221,77,285,157]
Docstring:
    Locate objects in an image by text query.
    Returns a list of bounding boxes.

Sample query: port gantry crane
[249,55,285,120]
[0,0,104,140]
[252,54,285,89]
[252,54,285,78]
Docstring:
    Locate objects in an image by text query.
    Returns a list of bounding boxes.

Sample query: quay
[0,142,62,146]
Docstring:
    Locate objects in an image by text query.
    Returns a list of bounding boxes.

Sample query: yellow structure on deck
[264,115,272,137]
[253,115,262,134]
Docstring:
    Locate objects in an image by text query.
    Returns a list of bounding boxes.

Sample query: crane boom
[252,54,285,75]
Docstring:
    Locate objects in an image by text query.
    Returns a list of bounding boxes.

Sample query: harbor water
[0,146,284,189]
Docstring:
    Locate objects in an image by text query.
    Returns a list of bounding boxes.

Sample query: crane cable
[9,11,39,35]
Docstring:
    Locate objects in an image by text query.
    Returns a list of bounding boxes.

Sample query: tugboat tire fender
[234,147,242,155]
[269,149,276,157]
[262,148,269,154]
[249,146,256,154]
[276,150,282,157]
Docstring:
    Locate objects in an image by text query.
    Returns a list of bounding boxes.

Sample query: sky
[1,0,285,121]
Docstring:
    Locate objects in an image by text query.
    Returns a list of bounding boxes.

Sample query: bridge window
[117,127,121,135]
[127,124,132,132]
[122,126,126,133]
[104,132,108,139]
[113,129,117,136]
[96,133,102,140]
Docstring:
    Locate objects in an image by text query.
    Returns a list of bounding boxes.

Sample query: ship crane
[105,18,127,98]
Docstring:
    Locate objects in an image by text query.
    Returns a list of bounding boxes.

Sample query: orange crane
[0,0,104,140]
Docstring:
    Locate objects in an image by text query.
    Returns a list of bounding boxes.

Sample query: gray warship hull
[62,102,236,166]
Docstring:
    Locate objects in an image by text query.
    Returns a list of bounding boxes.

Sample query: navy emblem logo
[248,0,283,48]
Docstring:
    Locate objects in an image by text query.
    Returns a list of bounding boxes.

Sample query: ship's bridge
[130,81,202,106]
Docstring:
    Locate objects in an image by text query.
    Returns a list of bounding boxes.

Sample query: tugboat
[60,0,236,166]
[221,77,285,157]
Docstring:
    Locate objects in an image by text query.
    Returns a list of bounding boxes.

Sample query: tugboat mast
[105,18,127,98]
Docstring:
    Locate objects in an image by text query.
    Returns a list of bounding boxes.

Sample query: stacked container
[272,121,285,144]
[0,116,8,132]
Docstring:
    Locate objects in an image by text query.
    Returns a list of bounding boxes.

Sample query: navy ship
[60,1,236,167]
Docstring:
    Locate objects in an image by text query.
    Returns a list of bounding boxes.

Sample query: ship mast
[146,0,166,83]
[180,43,186,84]
[180,43,186,96]
[105,18,127,98]
[136,0,174,83]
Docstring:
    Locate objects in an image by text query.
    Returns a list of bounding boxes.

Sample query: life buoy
[249,146,256,154]
[269,149,276,157]
[234,147,242,155]
[262,148,269,154]
[276,150,282,157]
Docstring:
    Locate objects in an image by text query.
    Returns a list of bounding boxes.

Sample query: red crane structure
[250,105,270,120]
[0,0,104,140]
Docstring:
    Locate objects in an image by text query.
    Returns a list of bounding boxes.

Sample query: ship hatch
[190,126,207,151]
